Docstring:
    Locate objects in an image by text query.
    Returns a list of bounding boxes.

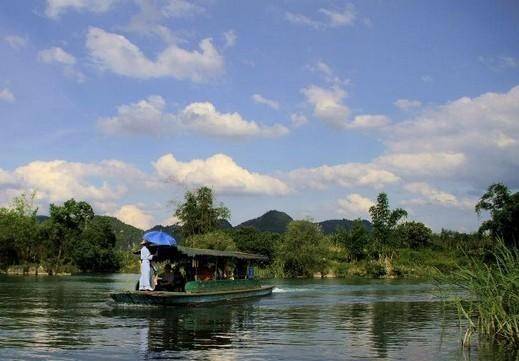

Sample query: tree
[369,193,407,258]
[395,221,432,248]
[0,192,40,270]
[333,219,371,261]
[72,217,121,272]
[475,183,519,248]
[45,199,95,273]
[277,220,327,278]
[184,230,236,251]
[233,227,280,265]
[175,187,230,237]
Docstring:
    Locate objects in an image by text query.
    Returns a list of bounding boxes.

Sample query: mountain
[36,215,49,223]
[146,224,183,242]
[237,210,293,233]
[96,215,144,250]
[318,219,372,235]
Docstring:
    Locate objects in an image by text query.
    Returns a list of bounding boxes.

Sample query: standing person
[139,240,154,291]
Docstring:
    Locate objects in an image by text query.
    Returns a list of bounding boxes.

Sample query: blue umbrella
[143,231,177,246]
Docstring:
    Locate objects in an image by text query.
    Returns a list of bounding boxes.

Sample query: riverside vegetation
[0,184,518,348]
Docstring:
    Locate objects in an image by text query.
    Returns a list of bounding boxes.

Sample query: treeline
[0,193,121,274]
[179,184,518,278]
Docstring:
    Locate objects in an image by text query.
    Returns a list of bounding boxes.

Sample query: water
[0,275,512,360]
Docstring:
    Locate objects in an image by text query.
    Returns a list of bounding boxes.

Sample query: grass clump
[450,243,519,347]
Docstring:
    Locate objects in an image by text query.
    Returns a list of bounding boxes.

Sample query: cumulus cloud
[45,0,118,18]
[0,88,15,103]
[288,163,400,190]
[301,85,388,129]
[251,94,279,109]
[38,46,85,82]
[113,204,154,230]
[153,153,291,195]
[290,113,308,128]
[394,98,422,110]
[4,35,27,50]
[385,85,519,187]
[98,95,289,138]
[86,27,224,82]
[337,193,374,218]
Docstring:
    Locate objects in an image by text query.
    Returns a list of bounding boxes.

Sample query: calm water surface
[0,275,512,360]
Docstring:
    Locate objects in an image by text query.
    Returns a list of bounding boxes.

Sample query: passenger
[156,264,175,291]
[139,240,155,291]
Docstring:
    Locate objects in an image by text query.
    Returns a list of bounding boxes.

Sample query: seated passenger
[156,264,175,291]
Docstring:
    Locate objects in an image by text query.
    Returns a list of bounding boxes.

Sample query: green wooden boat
[111,244,274,306]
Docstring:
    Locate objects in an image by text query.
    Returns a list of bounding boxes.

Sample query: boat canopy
[176,245,268,261]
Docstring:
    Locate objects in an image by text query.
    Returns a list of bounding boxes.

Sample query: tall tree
[475,183,519,248]
[369,193,407,258]
[174,187,230,237]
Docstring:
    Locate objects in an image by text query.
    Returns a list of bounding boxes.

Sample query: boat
[111,239,274,306]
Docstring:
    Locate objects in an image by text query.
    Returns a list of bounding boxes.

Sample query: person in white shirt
[139,240,154,291]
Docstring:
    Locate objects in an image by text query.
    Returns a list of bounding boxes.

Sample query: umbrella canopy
[143,231,177,246]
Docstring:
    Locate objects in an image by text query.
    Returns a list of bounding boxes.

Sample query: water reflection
[0,275,514,361]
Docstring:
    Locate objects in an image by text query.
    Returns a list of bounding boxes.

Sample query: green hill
[237,210,293,233]
[95,215,144,251]
[318,219,372,235]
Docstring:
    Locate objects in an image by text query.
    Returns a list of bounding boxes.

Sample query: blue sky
[1,0,518,231]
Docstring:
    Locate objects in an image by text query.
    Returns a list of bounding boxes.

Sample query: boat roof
[175,245,268,261]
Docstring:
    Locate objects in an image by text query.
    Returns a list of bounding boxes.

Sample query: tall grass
[450,242,519,347]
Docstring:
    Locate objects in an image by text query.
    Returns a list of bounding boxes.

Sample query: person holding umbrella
[139,240,155,291]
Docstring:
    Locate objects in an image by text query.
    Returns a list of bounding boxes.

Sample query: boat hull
[110,285,274,306]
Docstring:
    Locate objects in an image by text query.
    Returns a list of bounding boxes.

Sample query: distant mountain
[217,219,233,230]
[237,210,293,233]
[36,215,49,223]
[146,224,183,242]
[318,219,372,235]
[96,215,144,251]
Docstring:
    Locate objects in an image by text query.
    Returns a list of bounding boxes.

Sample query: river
[0,274,513,360]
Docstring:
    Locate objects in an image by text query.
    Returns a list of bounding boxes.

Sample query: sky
[0,0,518,231]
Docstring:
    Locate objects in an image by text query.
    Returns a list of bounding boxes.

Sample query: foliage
[72,217,121,272]
[369,193,408,258]
[183,230,236,251]
[175,187,230,238]
[332,219,370,261]
[232,226,279,264]
[276,220,328,278]
[237,210,293,233]
[395,221,432,248]
[0,192,40,270]
[475,183,519,248]
[448,242,519,346]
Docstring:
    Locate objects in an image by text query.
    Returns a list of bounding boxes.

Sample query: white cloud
[375,152,466,177]
[38,47,85,82]
[286,4,359,29]
[385,85,519,186]
[4,35,27,49]
[478,55,519,71]
[224,30,237,48]
[161,0,204,18]
[113,204,154,230]
[290,113,308,128]
[0,88,15,103]
[98,95,289,139]
[337,193,374,218]
[153,153,291,195]
[288,162,400,190]
[285,12,322,29]
[251,94,279,110]
[86,27,224,82]
[38,47,76,65]
[45,0,118,18]
[318,5,356,27]
[402,182,473,209]
[301,85,388,129]
[394,98,422,110]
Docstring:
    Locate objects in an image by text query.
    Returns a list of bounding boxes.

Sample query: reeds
[451,242,519,347]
